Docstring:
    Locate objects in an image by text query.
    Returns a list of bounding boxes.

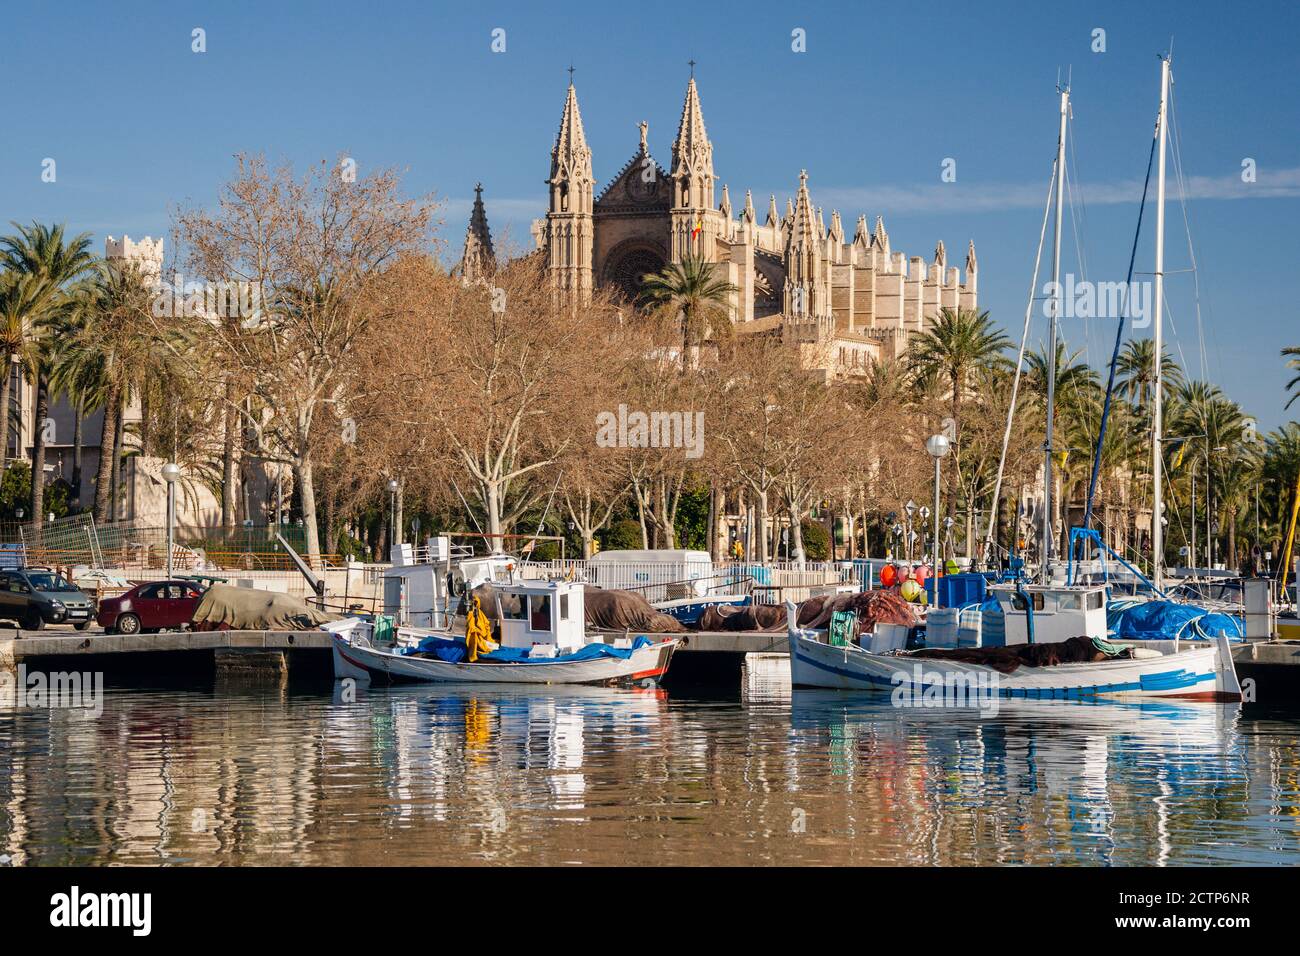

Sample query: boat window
[1058,593,1082,611]
[529,594,552,631]
[499,592,525,620]
[1032,593,1044,611]
[559,594,569,621]
[1088,590,1104,611]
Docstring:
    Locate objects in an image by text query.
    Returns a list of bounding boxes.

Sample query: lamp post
[161,462,181,580]
[926,433,952,607]
[387,478,399,555]
[904,500,917,561]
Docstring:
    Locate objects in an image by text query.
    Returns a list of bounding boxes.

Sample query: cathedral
[459,72,978,377]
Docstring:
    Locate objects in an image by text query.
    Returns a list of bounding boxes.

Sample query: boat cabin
[494,579,586,653]
[989,583,1108,646]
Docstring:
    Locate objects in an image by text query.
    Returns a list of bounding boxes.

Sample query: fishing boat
[328,576,680,686]
[786,583,1243,701]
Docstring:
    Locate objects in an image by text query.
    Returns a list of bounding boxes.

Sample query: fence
[521,558,870,605]
[0,515,343,573]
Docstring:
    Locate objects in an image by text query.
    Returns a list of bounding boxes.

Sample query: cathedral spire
[829,210,844,244]
[720,184,732,219]
[852,214,870,248]
[459,182,495,283]
[766,195,779,227]
[965,239,978,272]
[871,215,889,255]
[549,81,593,211]
[933,239,946,268]
[671,74,715,209]
[741,189,756,224]
[544,79,594,304]
[815,206,826,239]
[787,171,817,250]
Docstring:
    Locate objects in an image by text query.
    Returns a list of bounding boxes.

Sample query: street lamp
[161,462,181,579]
[926,433,952,607]
[387,478,399,555]
[904,499,917,561]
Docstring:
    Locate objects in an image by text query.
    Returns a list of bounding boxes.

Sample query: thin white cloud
[814,166,1300,215]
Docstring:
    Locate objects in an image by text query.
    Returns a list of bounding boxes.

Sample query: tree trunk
[71,395,84,511]
[755,488,770,562]
[0,356,12,464]
[789,505,806,566]
[295,455,322,566]
[707,484,719,561]
[110,395,125,521]
[221,384,238,530]
[1227,506,1238,574]
[29,370,51,527]
[93,381,121,522]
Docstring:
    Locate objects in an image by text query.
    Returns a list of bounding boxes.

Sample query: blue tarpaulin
[1107,600,1243,642]
[404,634,656,664]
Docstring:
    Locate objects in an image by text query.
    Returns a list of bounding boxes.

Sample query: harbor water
[2,656,1299,866]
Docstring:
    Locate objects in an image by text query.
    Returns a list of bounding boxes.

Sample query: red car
[97,580,207,635]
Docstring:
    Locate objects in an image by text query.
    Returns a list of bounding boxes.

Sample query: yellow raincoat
[465,596,496,663]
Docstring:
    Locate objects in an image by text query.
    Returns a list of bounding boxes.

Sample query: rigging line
[1062,162,1091,371]
[1168,79,1217,386]
[1065,122,1095,370]
[1082,120,1159,532]
[981,155,1058,566]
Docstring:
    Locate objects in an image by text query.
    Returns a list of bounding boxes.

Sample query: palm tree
[0,222,94,524]
[0,272,44,462]
[639,253,737,369]
[905,307,1010,442]
[1283,345,1300,409]
[58,260,158,521]
[1116,338,1183,410]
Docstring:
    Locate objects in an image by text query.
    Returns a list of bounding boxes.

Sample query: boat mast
[1042,84,1069,583]
[1152,55,1170,590]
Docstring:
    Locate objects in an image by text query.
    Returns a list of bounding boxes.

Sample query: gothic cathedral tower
[544,81,594,304]
[669,74,719,263]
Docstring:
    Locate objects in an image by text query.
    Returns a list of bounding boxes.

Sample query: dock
[5,629,1300,700]
[0,628,788,687]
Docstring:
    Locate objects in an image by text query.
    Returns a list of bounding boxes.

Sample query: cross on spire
[567,64,575,84]
[688,58,696,77]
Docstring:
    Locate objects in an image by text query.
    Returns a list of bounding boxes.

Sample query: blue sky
[3,0,1297,427]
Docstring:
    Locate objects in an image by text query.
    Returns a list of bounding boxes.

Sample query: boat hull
[787,630,1240,701]
[332,631,679,687]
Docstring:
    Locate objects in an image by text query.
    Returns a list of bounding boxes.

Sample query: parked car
[97,580,208,635]
[0,568,98,630]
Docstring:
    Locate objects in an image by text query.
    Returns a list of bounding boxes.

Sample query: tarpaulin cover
[799,589,918,632]
[582,586,687,633]
[191,584,340,631]
[911,634,1125,674]
[1107,599,1243,642]
[697,602,789,632]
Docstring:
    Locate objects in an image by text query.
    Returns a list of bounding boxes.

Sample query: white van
[585,549,714,602]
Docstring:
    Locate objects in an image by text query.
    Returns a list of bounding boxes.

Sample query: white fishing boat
[328,576,680,686]
[785,583,1243,701]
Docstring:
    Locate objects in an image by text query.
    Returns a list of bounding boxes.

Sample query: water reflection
[1,660,1298,865]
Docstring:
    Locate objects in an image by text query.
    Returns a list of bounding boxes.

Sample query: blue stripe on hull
[790,648,1216,697]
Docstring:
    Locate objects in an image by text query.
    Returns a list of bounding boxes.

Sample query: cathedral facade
[459,74,978,376]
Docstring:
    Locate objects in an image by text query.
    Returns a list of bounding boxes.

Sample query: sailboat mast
[1152,56,1170,590]
[1042,86,1069,583]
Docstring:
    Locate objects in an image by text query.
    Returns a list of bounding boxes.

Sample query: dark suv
[0,568,97,631]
